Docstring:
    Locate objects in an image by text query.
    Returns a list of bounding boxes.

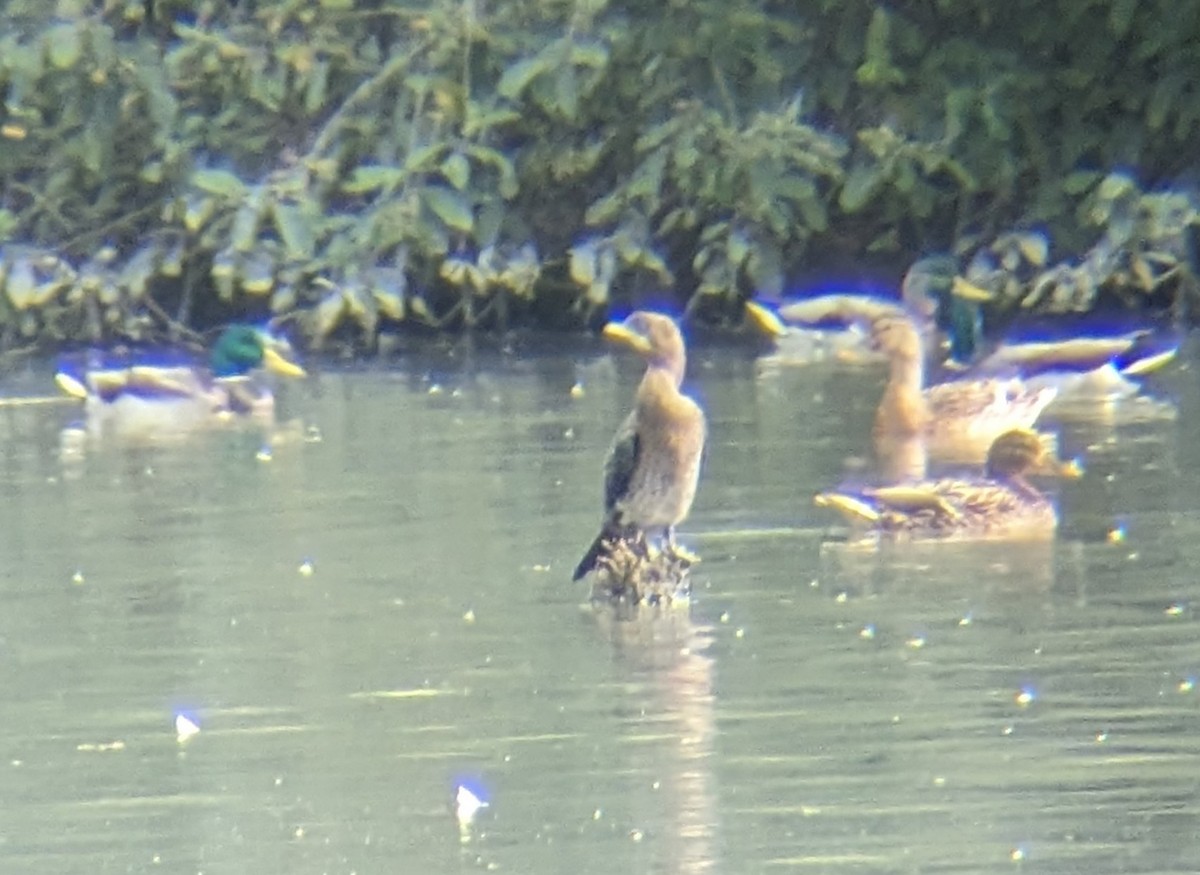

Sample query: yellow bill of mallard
[262,346,307,378]
[601,321,654,356]
[1059,458,1085,479]
[1120,346,1177,377]
[743,300,789,338]
[951,276,994,302]
[55,371,89,400]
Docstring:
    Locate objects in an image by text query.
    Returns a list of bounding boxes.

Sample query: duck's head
[869,315,922,362]
[601,311,688,382]
[210,325,307,379]
[901,256,958,320]
[985,428,1083,480]
[902,257,991,365]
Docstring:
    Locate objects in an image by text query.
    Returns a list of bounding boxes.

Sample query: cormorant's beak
[950,276,994,302]
[601,322,654,356]
[743,301,789,338]
[262,346,307,378]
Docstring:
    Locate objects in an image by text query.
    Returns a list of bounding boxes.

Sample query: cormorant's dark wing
[603,412,640,514]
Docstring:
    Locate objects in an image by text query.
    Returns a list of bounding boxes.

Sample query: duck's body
[744,260,980,367]
[745,294,903,366]
[56,325,306,440]
[906,259,1179,408]
[870,315,1056,458]
[816,428,1079,541]
[573,312,706,582]
[955,329,1179,419]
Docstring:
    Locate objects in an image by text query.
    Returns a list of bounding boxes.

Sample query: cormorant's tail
[572,519,629,581]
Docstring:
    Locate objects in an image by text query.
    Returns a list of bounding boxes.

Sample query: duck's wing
[603,410,641,514]
[865,484,963,520]
[981,336,1139,373]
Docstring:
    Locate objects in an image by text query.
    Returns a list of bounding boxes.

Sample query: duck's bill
[1121,346,1177,377]
[744,301,789,338]
[951,276,994,302]
[1033,456,1085,479]
[601,322,653,355]
[262,346,307,378]
[54,371,90,400]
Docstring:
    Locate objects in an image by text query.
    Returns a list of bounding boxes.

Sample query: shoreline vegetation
[1,1,1198,355]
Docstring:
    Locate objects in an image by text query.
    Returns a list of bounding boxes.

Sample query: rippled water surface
[2,336,1199,874]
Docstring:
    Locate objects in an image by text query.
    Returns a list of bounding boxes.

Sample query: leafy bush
[0,0,1196,349]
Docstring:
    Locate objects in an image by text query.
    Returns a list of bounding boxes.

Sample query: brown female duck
[870,314,1057,457]
[816,428,1081,541]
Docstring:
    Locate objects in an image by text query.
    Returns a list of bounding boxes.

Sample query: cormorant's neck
[650,352,686,388]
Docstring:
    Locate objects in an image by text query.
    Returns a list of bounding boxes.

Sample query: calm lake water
[1,333,1199,874]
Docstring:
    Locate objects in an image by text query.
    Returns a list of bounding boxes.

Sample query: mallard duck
[573,311,707,582]
[744,294,900,365]
[905,259,1178,403]
[815,428,1081,540]
[55,324,307,439]
[870,314,1057,455]
[743,258,990,366]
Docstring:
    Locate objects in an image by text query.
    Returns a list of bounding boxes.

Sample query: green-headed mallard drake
[743,258,989,366]
[573,311,707,582]
[870,314,1057,458]
[904,259,1178,405]
[55,324,307,440]
[816,428,1081,541]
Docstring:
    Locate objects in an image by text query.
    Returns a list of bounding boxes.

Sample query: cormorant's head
[210,325,307,379]
[601,311,688,377]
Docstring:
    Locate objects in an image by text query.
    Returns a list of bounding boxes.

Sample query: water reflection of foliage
[1,1,1199,349]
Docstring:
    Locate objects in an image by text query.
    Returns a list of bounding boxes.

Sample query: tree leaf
[570,40,609,69]
[190,169,247,200]
[422,186,474,234]
[463,105,522,137]
[313,290,346,342]
[554,63,579,120]
[569,241,598,286]
[45,22,83,70]
[838,163,881,213]
[403,143,445,173]
[344,165,406,194]
[4,258,36,311]
[465,145,518,199]
[441,153,471,190]
[1108,0,1138,37]
[273,202,316,260]
[497,56,549,100]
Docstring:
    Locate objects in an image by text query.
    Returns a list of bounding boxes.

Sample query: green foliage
[0,0,1197,349]
[960,173,1199,317]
